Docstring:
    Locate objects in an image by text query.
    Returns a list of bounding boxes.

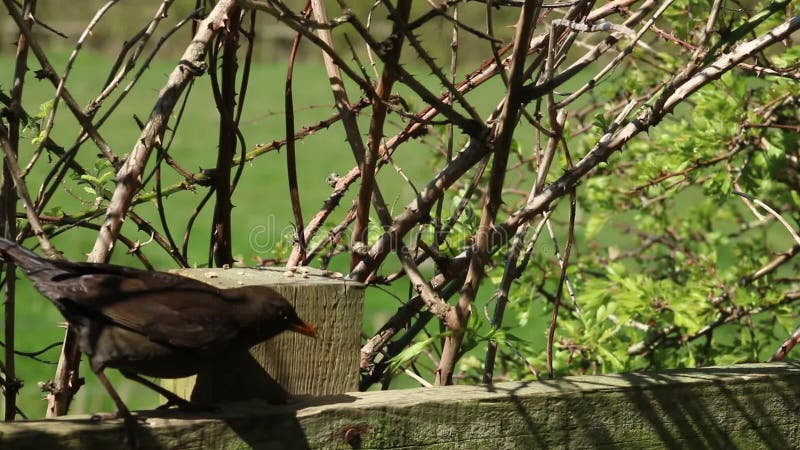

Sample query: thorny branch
[0,0,798,415]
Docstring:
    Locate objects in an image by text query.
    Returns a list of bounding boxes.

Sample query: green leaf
[80,174,100,184]
[585,214,609,239]
[98,171,115,184]
[388,335,439,373]
[598,345,624,371]
[44,206,64,218]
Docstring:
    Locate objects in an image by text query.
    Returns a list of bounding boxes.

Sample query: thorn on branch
[38,380,57,394]
[195,167,217,187]
[408,124,429,139]
[33,68,53,81]
[2,377,23,395]
[326,173,341,188]
[38,374,84,395]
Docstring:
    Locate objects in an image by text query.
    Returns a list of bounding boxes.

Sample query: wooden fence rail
[2,362,799,449]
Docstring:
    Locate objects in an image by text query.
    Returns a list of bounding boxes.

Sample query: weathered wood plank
[2,362,799,449]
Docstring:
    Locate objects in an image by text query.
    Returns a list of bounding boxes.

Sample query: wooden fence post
[160,267,363,402]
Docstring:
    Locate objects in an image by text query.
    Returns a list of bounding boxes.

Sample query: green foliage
[2,0,796,413]
[74,159,115,197]
[26,100,53,145]
[511,79,795,377]
[421,1,800,383]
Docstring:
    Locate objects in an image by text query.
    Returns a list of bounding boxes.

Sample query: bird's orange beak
[289,321,317,338]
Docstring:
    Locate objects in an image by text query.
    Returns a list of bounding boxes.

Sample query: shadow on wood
[190,350,289,405]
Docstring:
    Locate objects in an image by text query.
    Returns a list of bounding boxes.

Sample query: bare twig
[770,324,800,362]
[284,2,312,266]
[1,0,39,421]
[42,1,239,418]
[733,191,800,247]
[89,0,236,263]
[209,4,243,267]
[437,1,541,386]
[2,0,117,165]
[351,0,412,270]
[286,0,369,268]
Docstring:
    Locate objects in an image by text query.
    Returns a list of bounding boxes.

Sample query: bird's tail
[0,237,59,275]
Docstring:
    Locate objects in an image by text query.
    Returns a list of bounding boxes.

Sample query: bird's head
[274,299,317,338]
[237,286,317,340]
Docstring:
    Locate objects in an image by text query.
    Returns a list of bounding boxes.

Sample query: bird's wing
[102,288,242,349]
[61,269,243,349]
[0,241,251,350]
[32,260,212,305]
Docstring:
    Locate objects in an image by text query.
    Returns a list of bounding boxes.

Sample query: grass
[0,42,646,417]
[4,40,790,421]
[1,47,447,417]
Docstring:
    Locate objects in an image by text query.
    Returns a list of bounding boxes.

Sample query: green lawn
[4,42,784,421]
[1,48,450,417]
[0,38,610,416]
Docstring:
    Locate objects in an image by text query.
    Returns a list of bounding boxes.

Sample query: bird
[0,237,316,444]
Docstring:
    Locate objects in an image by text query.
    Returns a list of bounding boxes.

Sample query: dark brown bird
[0,237,316,440]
